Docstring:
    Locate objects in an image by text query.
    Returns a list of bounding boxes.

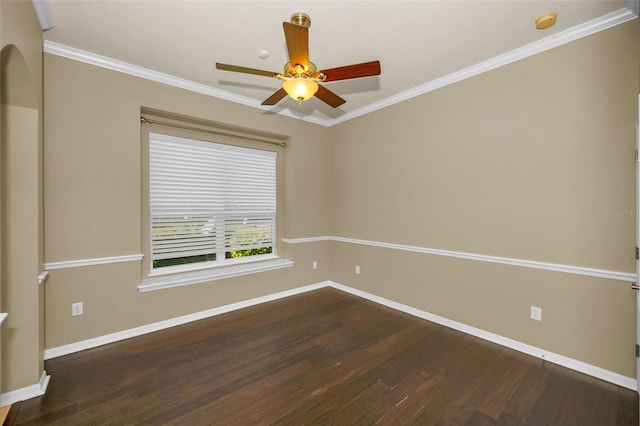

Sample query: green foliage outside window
[153,218,273,268]
[227,247,272,258]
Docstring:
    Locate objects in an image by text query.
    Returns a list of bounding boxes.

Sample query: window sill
[138,258,294,293]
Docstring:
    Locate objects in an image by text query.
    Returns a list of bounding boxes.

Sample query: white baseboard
[326,282,637,391]
[44,282,327,360]
[44,280,637,391]
[0,371,50,406]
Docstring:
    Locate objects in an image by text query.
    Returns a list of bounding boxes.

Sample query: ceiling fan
[215,13,381,108]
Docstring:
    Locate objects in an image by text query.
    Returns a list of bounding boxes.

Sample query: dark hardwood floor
[10,288,638,425]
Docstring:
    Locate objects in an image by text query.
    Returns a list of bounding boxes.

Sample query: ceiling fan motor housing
[282,62,324,81]
[290,13,311,28]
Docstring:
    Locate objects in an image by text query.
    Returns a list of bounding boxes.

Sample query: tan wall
[1,105,42,391]
[43,54,332,348]
[328,20,639,377]
[0,0,44,393]
[43,17,639,381]
[0,1,43,107]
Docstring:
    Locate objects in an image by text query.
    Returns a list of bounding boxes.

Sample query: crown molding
[42,41,328,127]
[328,6,638,126]
[31,0,54,31]
[43,5,636,127]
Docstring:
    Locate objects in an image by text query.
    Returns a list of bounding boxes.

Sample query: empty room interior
[2,0,640,424]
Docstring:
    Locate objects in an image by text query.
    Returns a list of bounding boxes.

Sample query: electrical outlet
[312,261,318,270]
[355,265,361,274]
[72,302,84,316]
[530,305,542,321]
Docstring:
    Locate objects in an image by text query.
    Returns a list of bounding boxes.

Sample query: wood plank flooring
[10,288,639,425]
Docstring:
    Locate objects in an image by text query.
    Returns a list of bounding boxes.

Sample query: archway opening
[0,43,42,395]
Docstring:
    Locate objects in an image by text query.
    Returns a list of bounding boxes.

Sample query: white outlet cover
[72,302,83,316]
[530,305,542,321]
[355,265,361,274]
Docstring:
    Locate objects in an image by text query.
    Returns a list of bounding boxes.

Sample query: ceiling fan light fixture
[215,12,381,109]
[283,78,318,102]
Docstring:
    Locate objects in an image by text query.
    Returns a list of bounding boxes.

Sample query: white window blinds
[149,132,277,268]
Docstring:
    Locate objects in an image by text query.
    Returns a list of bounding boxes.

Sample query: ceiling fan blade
[261,88,288,106]
[216,63,278,78]
[314,85,346,108]
[319,60,381,82]
[283,22,309,68]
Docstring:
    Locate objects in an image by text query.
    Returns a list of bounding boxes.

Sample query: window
[149,132,277,272]
[139,114,291,292]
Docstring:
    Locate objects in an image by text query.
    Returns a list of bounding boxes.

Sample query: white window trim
[140,113,287,287]
[139,257,294,292]
[146,253,280,277]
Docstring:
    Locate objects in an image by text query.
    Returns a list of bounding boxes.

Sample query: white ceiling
[37,0,636,126]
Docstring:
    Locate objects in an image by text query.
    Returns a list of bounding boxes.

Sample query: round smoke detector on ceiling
[535,12,557,30]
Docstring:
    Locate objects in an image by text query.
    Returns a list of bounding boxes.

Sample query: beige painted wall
[43,15,639,382]
[328,20,639,377]
[0,0,44,393]
[1,1,43,107]
[43,54,332,348]
[1,104,42,391]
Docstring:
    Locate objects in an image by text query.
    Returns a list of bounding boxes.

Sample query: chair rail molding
[282,236,635,282]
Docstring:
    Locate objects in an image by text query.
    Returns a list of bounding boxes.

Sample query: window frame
[140,113,289,288]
